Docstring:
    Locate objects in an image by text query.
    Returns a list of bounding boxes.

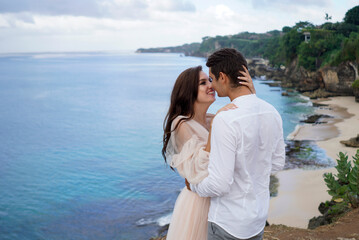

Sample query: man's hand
[185,178,191,191]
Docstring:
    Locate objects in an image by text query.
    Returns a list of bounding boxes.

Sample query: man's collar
[231,94,256,104]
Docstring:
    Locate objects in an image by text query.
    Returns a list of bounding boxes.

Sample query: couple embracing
[162,48,285,240]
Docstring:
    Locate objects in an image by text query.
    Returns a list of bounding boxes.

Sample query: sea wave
[299,95,311,101]
[136,213,172,227]
[287,124,302,140]
[294,101,313,107]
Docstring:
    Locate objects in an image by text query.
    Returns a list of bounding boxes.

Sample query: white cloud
[210,5,235,20]
[0,0,357,53]
[150,0,196,12]
[251,0,329,9]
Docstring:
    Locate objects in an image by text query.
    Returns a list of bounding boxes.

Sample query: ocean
[0,52,332,239]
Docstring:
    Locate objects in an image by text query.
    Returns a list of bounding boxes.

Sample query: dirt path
[264,207,359,240]
[151,208,359,240]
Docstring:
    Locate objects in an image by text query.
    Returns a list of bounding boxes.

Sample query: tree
[325,13,332,21]
[281,28,303,62]
[295,21,315,29]
[282,26,291,33]
[344,5,359,25]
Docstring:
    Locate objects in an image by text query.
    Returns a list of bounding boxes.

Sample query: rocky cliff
[250,58,358,98]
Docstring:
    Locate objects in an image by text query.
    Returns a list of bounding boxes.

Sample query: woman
[162,65,255,239]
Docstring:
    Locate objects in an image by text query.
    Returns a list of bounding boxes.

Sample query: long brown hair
[162,65,202,165]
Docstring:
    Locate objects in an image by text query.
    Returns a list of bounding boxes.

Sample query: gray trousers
[207,222,264,240]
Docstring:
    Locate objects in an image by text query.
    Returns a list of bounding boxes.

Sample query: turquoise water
[0,52,326,239]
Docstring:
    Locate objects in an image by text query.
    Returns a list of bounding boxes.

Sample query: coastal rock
[308,201,342,230]
[277,59,357,96]
[300,114,332,124]
[308,215,332,229]
[281,59,322,92]
[354,88,359,103]
[269,175,279,197]
[284,140,333,169]
[320,62,356,95]
[150,224,168,240]
[248,68,256,78]
[248,58,286,81]
[321,68,340,92]
[302,88,339,99]
[253,59,357,96]
[340,134,359,147]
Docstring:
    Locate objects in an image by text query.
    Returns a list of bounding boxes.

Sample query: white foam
[299,95,311,101]
[287,124,302,140]
[136,213,172,227]
[136,218,156,226]
[295,101,313,107]
[157,213,172,226]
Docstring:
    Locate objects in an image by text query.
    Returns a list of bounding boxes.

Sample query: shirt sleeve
[271,113,286,173]
[169,120,209,184]
[190,114,237,197]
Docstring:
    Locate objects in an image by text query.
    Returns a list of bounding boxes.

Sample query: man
[188,48,285,240]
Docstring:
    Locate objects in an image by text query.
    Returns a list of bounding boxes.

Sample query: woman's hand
[215,103,238,116]
[238,66,256,94]
[211,103,237,127]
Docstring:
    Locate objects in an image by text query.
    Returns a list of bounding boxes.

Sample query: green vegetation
[193,5,359,70]
[353,79,359,89]
[344,5,359,25]
[331,32,359,66]
[137,5,359,72]
[136,42,200,56]
[323,150,359,216]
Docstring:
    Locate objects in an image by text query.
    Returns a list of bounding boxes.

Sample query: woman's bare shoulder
[172,115,191,132]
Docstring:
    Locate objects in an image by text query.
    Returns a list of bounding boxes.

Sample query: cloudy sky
[0,0,357,53]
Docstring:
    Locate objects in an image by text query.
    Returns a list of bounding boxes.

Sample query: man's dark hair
[206,48,248,88]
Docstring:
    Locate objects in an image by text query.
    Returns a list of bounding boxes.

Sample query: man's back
[193,94,285,239]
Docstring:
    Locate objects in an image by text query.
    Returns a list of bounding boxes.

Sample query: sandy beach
[268,96,359,228]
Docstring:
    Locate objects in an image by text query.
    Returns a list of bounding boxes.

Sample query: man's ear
[219,72,229,85]
[219,72,226,82]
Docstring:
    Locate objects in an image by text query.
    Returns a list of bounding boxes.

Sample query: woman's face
[196,71,215,104]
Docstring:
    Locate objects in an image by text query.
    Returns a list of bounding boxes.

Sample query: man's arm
[271,114,285,173]
[190,114,237,197]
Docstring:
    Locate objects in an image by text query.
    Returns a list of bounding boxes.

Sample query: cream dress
[166,114,213,240]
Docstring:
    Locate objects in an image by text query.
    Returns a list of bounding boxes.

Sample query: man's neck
[228,87,252,102]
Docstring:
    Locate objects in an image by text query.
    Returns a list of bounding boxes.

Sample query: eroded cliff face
[320,62,356,95]
[250,58,357,96]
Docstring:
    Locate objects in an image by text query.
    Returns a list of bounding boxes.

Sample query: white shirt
[190,94,285,239]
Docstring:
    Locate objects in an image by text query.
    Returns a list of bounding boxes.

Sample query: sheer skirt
[166,187,210,240]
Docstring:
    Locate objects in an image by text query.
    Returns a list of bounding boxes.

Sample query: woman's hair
[206,48,248,88]
[162,65,202,165]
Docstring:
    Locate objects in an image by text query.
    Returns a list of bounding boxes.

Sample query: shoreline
[268,96,359,228]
